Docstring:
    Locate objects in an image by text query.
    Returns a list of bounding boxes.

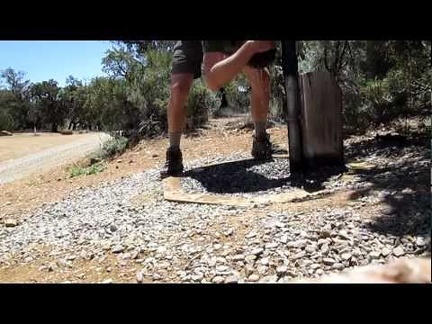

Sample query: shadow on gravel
[184,158,290,194]
[183,156,345,195]
[345,132,431,246]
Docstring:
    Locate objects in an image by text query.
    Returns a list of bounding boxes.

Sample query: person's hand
[246,41,277,69]
[246,41,276,54]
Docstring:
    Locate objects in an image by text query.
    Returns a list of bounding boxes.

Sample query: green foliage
[69,162,106,178]
[1,40,429,141]
[31,79,67,132]
[0,109,15,130]
[96,136,129,160]
[185,80,218,130]
[299,40,431,132]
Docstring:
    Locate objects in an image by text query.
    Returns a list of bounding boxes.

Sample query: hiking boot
[251,133,273,160]
[160,146,184,177]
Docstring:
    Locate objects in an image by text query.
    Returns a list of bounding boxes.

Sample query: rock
[245,265,255,277]
[319,230,332,238]
[216,265,230,272]
[225,276,238,284]
[102,279,113,284]
[251,248,264,256]
[310,264,321,270]
[341,253,352,261]
[381,248,392,257]
[248,274,260,282]
[260,258,269,266]
[216,257,227,263]
[280,235,288,244]
[157,261,170,269]
[286,270,297,277]
[323,257,336,266]
[246,231,258,239]
[276,265,288,276]
[317,239,328,247]
[224,228,234,236]
[332,263,344,270]
[292,251,306,260]
[148,242,158,249]
[4,219,18,227]
[213,244,222,250]
[245,255,257,263]
[156,246,167,254]
[257,265,268,275]
[212,276,225,284]
[259,275,278,283]
[378,189,391,200]
[287,240,307,249]
[315,269,324,276]
[305,245,316,253]
[393,246,405,257]
[232,254,245,262]
[321,244,330,254]
[415,237,426,247]
[136,271,144,283]
[144,257,155,264]
[111,245,125,253]
[38,265,48,272]
[338,230,351,240]
[109,225,117,232]
[191,273,204,282]
[207,257,217,267]
[369,251,381,259]
[265,242,279,249]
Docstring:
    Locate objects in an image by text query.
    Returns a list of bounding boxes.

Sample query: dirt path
[0,132,111,185]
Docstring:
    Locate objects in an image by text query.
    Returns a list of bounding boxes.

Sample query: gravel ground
[0,132,430,283]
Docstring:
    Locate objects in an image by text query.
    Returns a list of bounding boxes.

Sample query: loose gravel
[0,132,430,282]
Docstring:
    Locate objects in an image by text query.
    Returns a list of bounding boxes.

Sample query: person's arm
[203,41,274,91]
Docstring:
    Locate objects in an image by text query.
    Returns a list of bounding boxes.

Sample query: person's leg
[167,73,194,149]
[243,65,273,159]
[162,41,203,176]
[202,40,275,91]
[200,40,275,160]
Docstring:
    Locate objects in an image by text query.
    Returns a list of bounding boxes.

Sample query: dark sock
[254,121,267,138]
[169,131,182,149]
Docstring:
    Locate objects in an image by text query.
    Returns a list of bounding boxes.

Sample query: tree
[0,68,33,129]
[31,80,67,132]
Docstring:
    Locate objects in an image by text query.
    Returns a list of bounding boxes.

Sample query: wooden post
[281,41,303,173]
[299,71,344,169]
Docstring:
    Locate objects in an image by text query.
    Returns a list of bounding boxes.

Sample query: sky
[0,41,113,87]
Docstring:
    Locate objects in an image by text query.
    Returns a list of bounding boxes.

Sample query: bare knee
[203,76,220,92]
[170,74,193,99]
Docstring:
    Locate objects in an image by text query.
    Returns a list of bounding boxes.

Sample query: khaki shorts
[171,41,245,79]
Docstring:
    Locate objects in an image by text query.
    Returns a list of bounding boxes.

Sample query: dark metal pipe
[281,41,303,173]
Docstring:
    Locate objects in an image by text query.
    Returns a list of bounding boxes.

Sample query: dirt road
[0,132,111,185]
